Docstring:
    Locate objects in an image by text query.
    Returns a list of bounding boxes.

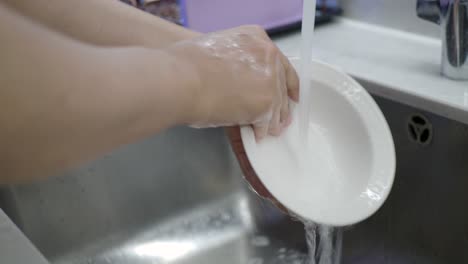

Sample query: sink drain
[407,113,433,146]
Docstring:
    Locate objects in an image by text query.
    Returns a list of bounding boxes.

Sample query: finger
[253,121,269,142]
[280,77,290,125]
[273,57,287,135]
[280,95,289,126]
[278,52,300,102]
[283,113,293,127]
[268,106,282,136]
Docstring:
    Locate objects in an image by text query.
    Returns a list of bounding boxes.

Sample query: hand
[166,25,299,140]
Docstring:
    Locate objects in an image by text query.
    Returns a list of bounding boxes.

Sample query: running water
[298,0,317,141]
[280,1,343,263]
[304,221,343,264]
[297,1,344,263]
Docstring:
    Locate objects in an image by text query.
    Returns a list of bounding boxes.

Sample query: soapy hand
[166,25,300,140]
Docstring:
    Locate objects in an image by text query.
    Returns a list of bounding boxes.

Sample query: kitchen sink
[1,76,468,263]
[3,0,468,262]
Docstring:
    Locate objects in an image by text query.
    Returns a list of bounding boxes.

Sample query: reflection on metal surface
[133,241,196,261]
[52,191,259,264]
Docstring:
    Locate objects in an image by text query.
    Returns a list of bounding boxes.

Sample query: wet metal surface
[2,93,468,263]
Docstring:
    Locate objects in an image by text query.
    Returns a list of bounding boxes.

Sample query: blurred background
[119,0,342,34]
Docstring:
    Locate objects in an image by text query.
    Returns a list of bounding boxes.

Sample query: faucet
[417,0,467,80]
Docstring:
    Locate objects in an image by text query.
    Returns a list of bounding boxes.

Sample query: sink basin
[2,75,468,263]
[3,0,468,262]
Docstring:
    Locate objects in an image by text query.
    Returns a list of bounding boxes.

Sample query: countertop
[274,18,468,125]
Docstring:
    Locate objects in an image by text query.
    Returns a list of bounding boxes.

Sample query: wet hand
[166,25,299,140]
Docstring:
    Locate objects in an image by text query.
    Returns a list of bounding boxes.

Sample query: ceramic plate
[241,59,396,226]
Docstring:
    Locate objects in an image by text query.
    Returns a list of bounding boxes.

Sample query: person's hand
[166,25,299,140]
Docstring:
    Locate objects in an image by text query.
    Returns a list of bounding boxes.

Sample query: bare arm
[2,0,199,48]
[0,4,298,183]
[0,5,198,182]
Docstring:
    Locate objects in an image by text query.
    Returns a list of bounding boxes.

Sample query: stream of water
[298,0,316,141]
[297,1,344,263]
[303,221,343,264]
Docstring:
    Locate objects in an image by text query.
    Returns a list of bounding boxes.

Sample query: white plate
[241,59,396,226]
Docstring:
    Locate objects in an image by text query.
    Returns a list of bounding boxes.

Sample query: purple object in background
[181,0,304,33]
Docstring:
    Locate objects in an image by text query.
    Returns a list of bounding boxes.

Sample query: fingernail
[255,133,265,142]
[284,114,293,127]
[278,124,286,135]
[272,127,282,136]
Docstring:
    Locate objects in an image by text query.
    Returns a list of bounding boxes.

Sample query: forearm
[0,5,197,182]
[3,0,200,48]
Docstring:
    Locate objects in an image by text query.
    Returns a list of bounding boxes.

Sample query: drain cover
[407,114,433,146]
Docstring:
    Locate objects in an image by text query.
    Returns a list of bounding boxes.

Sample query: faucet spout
[417,0,468,80]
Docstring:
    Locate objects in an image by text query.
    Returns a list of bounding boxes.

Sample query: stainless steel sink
[2,79,468,263]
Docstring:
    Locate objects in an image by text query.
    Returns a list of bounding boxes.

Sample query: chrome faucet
[417,0,467,80]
